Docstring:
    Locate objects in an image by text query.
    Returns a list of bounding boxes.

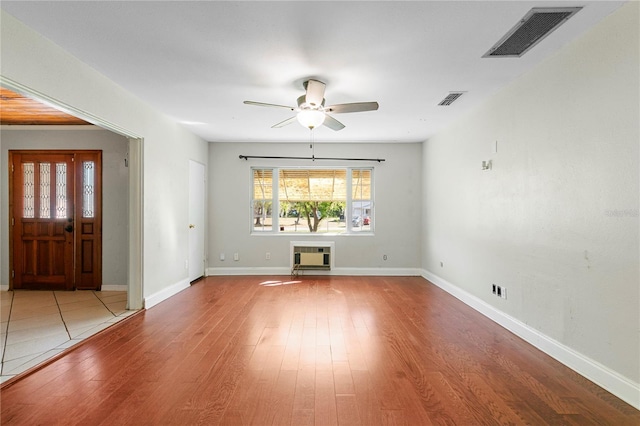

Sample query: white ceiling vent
[438,92,466,106]
[483,7,582,58]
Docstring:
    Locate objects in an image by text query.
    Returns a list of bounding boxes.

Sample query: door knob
[189,224,195,229]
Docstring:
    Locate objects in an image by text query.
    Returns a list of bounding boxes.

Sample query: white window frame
[250,166,374,235]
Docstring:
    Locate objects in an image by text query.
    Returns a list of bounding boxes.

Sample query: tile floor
[1,290,138,384]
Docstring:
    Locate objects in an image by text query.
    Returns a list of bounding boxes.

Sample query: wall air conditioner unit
[291,241,334,276]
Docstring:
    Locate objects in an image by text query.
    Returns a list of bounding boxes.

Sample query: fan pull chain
[310,129,316,160]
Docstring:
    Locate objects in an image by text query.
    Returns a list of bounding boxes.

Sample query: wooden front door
[10,150,102,291]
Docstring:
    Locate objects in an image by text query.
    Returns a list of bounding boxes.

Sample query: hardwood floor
[1,276,638,425]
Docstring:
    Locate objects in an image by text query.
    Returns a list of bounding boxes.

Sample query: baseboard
[144,278,190,309]
[207,267,291,276]
[333,267,422,276]
[100,285,128,291]
[421,269,640,410]
[0,285,9,292]
[206,267,422,277]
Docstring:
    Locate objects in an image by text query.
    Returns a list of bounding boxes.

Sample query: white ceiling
[1,1,625,143]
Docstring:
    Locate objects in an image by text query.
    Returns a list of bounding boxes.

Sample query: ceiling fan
[244,79,379,131]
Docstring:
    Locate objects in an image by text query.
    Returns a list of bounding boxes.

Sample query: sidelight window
[82,161,95,218]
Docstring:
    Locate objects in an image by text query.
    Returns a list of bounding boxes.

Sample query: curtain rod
[239,155,385,163]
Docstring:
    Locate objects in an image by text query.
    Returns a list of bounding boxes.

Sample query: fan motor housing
[297,95,325,109]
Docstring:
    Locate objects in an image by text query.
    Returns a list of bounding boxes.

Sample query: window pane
[253,169,272,199]
[82,161,95,218]
[55,163,67,218]
[278,169,347,233]
[279,169,346,201]
[23,162,35,218]
[278,201,304,232]
[39,162,51,218]
[252,200,272,232]
[252,169,273,232]
[352,169,371,200]
[352,169,372,232]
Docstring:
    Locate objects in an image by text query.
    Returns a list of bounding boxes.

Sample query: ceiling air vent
[438,92,466,106]
[483,7,582,58]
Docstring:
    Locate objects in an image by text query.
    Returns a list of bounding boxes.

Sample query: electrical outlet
[234,253,239,261]
[220,253,225,261]
[266,252,271,260]
[492,284,507,299]
[383,254,388,261]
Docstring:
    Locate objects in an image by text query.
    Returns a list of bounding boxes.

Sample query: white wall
[1,11,209,303]
[208,142,422,275]
[422,1,639,399]
[1,127,129,288]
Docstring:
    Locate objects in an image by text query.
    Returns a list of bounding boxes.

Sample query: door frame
[188,160,206,282]
[9,150,102,290]
[2,78,144,309]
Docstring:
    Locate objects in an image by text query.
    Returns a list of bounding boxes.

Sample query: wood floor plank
[459,371,530,424]
[268,369,298,425]
[1,276,638,425]
[336,394,361,425]
[225,357,262,418]
[314,369,338,426]
[290,408,314,426]
[351,370,385,426]
[292,368,316,412]
[332,361,355,395]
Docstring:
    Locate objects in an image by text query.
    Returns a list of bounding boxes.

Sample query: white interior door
[188,160,206,282]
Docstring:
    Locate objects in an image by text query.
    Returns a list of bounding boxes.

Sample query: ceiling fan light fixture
[297,109,325,129]
[245,79,376,131]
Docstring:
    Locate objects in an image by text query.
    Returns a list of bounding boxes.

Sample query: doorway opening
[1,78,143,309]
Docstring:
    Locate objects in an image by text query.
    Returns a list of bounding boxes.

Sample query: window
[351,169,372,231]
[252,169,273,232]
[251,167,374,234]
[82,161,95,218]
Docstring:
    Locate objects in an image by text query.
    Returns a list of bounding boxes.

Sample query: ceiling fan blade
[323,115,345,131]
[304,79,326,108]
[271,116,298,128]
[325,102,379,114]
[244,100,295,111]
